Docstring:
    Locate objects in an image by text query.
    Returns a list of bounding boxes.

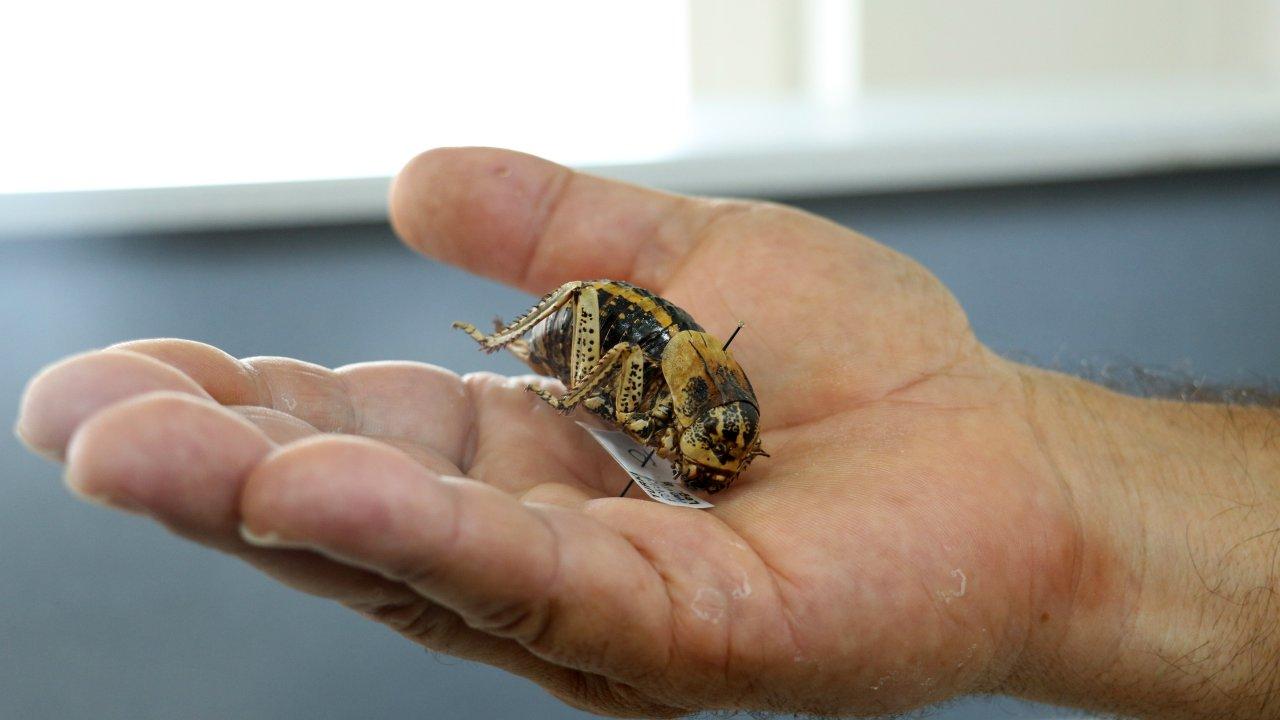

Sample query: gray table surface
[4,166,1278,719]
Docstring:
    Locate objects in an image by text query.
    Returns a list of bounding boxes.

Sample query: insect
[453,280,767,493]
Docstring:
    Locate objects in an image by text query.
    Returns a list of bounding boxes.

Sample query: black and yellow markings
[453,279,765,493]
[569,286,600,386]
[616,348,646,416]
[596,281,674,331]
[661,331,724,424]
[531,341,640,413]
[717,402,744,446]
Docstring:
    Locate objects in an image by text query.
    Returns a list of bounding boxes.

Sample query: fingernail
[239,524,309,549]
[239,524,284,546]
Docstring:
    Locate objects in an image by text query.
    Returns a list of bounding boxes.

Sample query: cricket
[453,280,767,493]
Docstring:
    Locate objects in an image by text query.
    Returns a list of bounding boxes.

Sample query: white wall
[860,0,1280,91]
[690,0,801,97]
[689,0,1280,97]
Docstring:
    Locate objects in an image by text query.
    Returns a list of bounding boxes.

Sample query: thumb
[388,146,729,294]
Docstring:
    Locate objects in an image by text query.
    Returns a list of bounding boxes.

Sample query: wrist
[1013,366,1280,718]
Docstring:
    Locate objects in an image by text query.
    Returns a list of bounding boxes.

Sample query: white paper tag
[578,423,714,509]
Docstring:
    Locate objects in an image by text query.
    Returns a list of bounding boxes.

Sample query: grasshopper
[453,280,766,493]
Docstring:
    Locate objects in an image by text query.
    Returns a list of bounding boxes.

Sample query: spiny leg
[477,316,532,363]
[482,316,546,372]
[612,346,649,426]
[528,342,639,413]
[452,280,586,352]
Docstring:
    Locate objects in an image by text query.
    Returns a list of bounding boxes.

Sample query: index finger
[388,147,733,294]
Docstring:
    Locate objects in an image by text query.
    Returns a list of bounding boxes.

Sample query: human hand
[21,148,1264,718]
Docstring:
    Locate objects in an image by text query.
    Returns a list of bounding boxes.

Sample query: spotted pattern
[617,349,646,415]
[678,403,757,466]
[455,279,764,493]
[559,343,638,408]
[678,376,710,421]
[570,287,600,386]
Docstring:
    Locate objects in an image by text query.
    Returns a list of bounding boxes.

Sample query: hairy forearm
[1016,368,1280,719]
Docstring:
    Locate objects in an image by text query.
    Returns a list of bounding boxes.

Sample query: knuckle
[353,598,460,649]
[466,599,554,647]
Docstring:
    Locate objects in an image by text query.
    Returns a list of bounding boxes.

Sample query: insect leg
[569,286,600,386]
[650,390,673,421]
[612,349,646,421]
[528,342,638,413]
[486,316,536,363]
[623,388,671,435]
[452,280,586,352]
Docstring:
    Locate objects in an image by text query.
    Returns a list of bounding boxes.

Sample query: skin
[14,147,1280,718]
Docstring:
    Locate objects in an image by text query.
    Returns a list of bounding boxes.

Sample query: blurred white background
[2,0,1278,235]
[1,1,691,193]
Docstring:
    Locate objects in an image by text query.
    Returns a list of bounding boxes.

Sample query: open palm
[17,148,1081,717]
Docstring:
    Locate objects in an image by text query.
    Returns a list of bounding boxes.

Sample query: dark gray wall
[4,166,1277,720]
[801,167,1280,382]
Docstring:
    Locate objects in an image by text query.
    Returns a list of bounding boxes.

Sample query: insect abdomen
[596,281,702,359]
[526,303,576,382]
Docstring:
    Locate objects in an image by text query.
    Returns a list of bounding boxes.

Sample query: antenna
[723,321,745,349]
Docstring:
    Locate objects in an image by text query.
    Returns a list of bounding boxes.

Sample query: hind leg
[452,280,586,352]
[487,316,536,364]
[528,342,638,413]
